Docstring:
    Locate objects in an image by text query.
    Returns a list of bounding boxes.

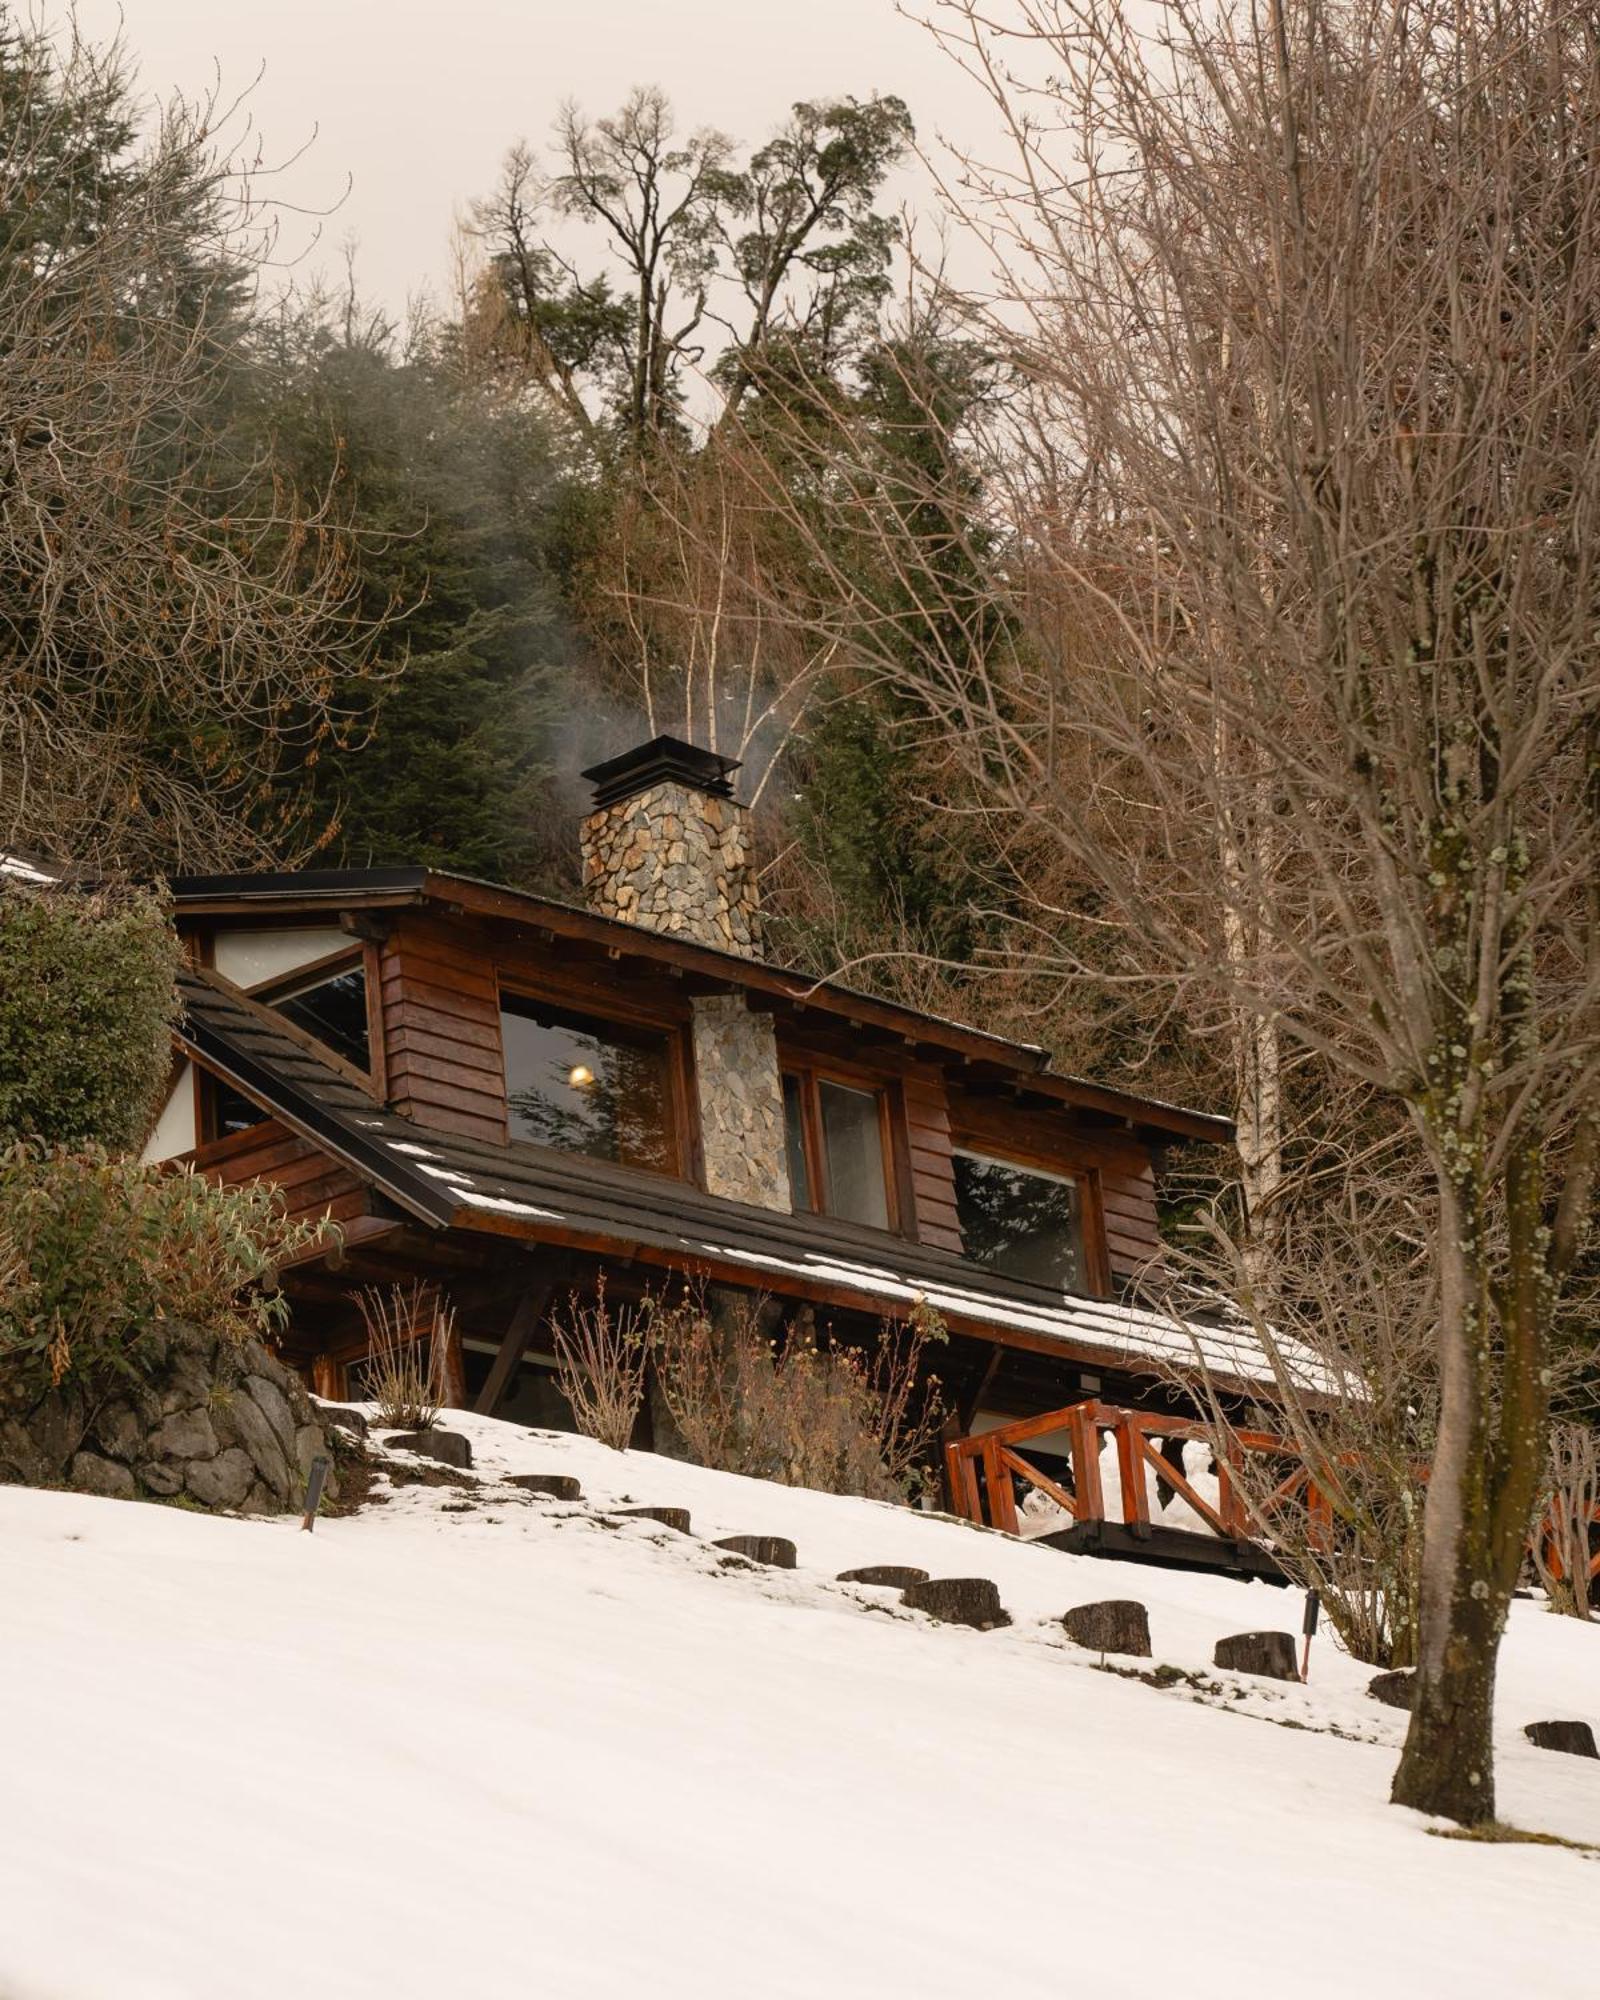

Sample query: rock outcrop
[0,1323,335,1515]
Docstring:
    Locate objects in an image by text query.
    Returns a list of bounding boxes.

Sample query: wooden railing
[943,1398,1330,1546]
[946,1400,1600,1593]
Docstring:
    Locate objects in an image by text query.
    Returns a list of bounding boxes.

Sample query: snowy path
[3,1412,1597,2000]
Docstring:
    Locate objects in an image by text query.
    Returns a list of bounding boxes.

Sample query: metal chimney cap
[581,734,743,810]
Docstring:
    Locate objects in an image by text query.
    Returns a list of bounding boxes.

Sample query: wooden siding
[380,916,508,1142]
[901,1073,964,1254]
[191,1117,372,1233]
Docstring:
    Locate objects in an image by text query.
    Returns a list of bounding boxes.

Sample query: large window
[501,994,675,1174]
[953,1151,1085,1292]
[782,1071,891,1230]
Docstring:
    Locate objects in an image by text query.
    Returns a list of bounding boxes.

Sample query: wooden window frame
[495,978,696,1183]
[248,943,385,1098]
[780,1059,905,1235]
[195,1067,272,1149]
[949,1142,1111,1298]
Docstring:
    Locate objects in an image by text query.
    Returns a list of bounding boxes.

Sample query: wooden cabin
[143,736,1309,1556]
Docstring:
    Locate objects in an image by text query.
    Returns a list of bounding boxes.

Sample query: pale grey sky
[70,0,983,319]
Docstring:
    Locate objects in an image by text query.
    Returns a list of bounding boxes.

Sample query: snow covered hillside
[5,1412,1597,2000]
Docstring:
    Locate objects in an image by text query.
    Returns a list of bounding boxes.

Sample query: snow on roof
[0,852,58,884]
[694,1242,1334,1394]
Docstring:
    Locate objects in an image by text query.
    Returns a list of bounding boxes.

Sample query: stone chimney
[580,735,789,1211]
[579,735,764,957]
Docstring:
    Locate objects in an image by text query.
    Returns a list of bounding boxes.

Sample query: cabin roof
[177,966,1324,1397]
[167,865,1232,1146]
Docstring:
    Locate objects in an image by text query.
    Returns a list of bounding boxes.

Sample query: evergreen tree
[252,303,585,887]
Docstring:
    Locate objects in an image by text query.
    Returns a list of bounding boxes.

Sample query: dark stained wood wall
[380,915,508,1143]
[901,1072,964,1254]
[192,1116,373,1233]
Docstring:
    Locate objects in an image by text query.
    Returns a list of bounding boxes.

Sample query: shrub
[650,1283,947,1502]
[549,1275,650,1451]
[351,1282,454,1430]
[0,1143,324,1407]
[0,882,181,1149]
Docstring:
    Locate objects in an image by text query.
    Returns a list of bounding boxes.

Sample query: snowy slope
[4,1412,1597,2000]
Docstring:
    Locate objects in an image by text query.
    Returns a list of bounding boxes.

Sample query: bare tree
[713,0,1600,1823]
[1182,1148,1437,1668]
[575,425,837,783]
[0,21,384,874]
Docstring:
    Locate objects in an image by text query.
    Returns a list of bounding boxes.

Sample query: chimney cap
[582,734,743,811]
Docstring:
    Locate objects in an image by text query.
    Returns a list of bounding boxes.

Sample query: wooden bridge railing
[943,1398,1331,1547]
[945,1400,1600,1584]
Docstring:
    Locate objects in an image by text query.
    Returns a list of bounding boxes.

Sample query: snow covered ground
[4,1410,1597,2000]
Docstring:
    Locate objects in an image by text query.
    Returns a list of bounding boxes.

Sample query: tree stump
[1367,1671,1416,1711]
[617,1505,692,1533]
[507,1472,582,1501]
[1063,1599,1152,1658]
[837,1565,929,1589]
[389,1428,473,1470]
[1523,1720,1599,1759]
[712,1534,797,1569]
[902,1577,1011,1630]
[1213,1630,1300,1681]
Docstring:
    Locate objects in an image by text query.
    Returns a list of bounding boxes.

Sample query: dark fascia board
[169,863,1233,1145]
[176,1008,460,1231]
[169,866,429,904]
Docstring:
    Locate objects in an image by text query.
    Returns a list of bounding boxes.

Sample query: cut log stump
[902,1577,1011,1630]
[1213,1630,1300,1682]
[838,1565,929,1590]
[1523,1720,1599,1759]
[713,1534,797,1569]
[617,1505,692,1534]
[507,1472,582,1501]
[1367,1671,1416,1711]
[1063,1599,1152,1658]
[389,1428,473,1470]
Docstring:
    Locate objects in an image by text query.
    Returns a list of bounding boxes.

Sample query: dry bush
[650,1283,947,1501]
[549,1275,650,1451]
[1176,1156,1435,1669]
[354,1282,453,1430]
[1532,1424,1599,1622]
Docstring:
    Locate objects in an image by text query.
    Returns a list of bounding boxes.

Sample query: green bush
[0,883,181,1149]
[0,1144,326,1407]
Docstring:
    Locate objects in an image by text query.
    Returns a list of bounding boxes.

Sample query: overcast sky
[69,0,984,319]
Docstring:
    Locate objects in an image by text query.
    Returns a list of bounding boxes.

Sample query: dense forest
[0,12,1209,1106]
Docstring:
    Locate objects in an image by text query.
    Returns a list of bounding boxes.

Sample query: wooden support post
[1115,1416,1151,1535]
[440,1313,467,1409]
[474,1277,555,1417]
[1068,1402,1105,1524]
[311,1354,348,1402]
[982,1435,1019,1535]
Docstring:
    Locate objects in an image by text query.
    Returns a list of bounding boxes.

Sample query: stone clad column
[690,994,791,1211]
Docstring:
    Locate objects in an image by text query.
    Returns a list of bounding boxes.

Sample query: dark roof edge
[176,1000,459,1230]
[169,866,429,901]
